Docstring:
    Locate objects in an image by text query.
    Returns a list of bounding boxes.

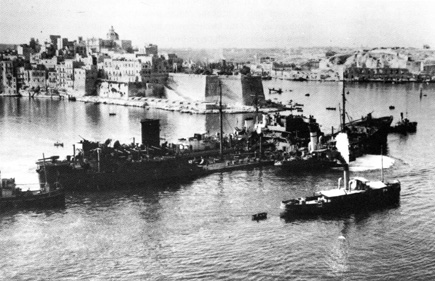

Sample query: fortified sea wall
[96,81,165,99]
[165,73,265,106]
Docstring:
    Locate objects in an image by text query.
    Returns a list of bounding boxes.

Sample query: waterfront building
[47,68,57,89]
[423,60,435,77]
[102,57,144,83]
[74,65,98,96]
[0,60,18,95]
[56,60,83,90]
[21,64,47,92]
[344,67,414,82]
[406,60,423,74]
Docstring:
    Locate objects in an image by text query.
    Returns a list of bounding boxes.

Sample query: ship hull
[281,182,400,216]
[0,188,65,211]
[39,159,206,190]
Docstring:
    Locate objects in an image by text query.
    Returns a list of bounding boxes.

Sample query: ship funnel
[309,131,318,152]
[335,132,350,190]
[244,117,255,132]
[141,119,160,147]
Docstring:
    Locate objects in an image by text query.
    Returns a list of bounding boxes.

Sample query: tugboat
[390,112,417,134]
[280,135,400,216]
[0,175,65,211]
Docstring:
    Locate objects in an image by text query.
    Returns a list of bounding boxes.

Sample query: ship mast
[219,80,223,160]
[341,79,346,131]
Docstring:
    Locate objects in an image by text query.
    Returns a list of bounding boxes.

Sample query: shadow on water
[66,180,188,208]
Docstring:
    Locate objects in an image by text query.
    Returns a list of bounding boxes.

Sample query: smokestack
[244,117,255,132]
[141,119,160,147]
[309,131,318,152]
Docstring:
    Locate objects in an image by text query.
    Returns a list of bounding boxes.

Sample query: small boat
[389,105,395,110]
[296,77,308,81]
[252,212,267,221]
[326,107,336,110]
[305,93,310,97]
[109,113,116,116]
[280,157,400,216]
[54,142,64,147]
[269,88,283,94]
[390,113,417,134]
[0,177,65,211]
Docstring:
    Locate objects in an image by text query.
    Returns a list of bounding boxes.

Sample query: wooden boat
[0,177,65,211]
[280,155,400,216]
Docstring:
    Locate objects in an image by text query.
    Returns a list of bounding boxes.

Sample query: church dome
[107,26,119,40]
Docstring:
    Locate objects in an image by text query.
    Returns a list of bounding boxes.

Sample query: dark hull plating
[282,183,400,216]
[0,189,65,210]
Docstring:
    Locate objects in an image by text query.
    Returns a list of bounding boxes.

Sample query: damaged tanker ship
[36,119,205,190]
[36,119,275,190]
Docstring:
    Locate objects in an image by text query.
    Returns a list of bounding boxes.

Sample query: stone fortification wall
[128,82,165,98]
[241,75,265,106]
[97,81,165,99]
[165,73,264,106]
[97,81,129,99]
[166,73,209,102]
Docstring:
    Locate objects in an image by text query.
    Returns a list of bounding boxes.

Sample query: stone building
[21,64,47,91]
[47,68,57,89]
[74,65,98,95]
[56,60,83,90]
[145,44,158,56]
[0,60,18,95]
[102,57,144,83]
[344,67,414,82]
[423,60,435,77]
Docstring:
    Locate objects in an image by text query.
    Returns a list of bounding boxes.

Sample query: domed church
[107,26,119,41]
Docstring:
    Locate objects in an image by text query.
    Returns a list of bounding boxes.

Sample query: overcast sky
[1,0,434,49]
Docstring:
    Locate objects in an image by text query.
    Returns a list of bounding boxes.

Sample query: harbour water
[1,81,435,280]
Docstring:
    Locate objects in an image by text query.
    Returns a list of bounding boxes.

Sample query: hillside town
[1,26,435,102]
